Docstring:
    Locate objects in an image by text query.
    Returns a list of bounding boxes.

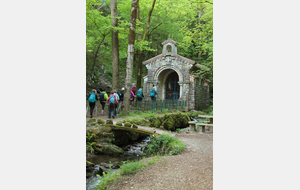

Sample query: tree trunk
[111,0,119,91]
[136,0,156,90]
[198,7,202,58]
[123,0,139,114]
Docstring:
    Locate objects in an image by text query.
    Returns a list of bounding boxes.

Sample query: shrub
[145,133,186,156]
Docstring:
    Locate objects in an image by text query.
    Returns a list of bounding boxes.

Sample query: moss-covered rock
[147,112,190,131]
[106,119,113,124]
[162,115,175,130]
[87,118,96,123]
[102,132,114,138]
[94,142,124,155]
[86,126,112,143]
[124,122,131,128]
[132,124,138,128]
[116,122,123,126]
[97,118,105,124]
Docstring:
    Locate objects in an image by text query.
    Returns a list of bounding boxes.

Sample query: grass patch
[176,128,186,133]
[145,133,186,156]
[95,158,158,190]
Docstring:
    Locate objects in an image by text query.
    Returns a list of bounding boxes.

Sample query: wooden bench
[196,123,213,133]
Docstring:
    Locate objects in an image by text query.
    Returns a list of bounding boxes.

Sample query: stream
[86,136,150,190]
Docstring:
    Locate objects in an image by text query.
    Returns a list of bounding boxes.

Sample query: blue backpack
[88,92,97,103]
[150,89,156,97]
[137,89,142,98]
[109,95,116,104]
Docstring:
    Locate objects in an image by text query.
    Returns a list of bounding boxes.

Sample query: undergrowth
[95,157,160,190]
[145,133,186,156]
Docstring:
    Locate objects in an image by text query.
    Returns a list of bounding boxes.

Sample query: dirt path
[108,132,213,190]
[87,115,213,189]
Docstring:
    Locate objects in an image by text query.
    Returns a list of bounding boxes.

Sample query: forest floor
[86,115,213,190]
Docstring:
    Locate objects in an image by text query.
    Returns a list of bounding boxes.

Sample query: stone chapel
[142,39,200,110]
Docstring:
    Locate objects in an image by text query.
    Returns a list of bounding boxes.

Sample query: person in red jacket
[107,91,118,119]
[130,89,136,111]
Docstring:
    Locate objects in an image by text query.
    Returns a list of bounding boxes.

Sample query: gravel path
[108,132,213,190]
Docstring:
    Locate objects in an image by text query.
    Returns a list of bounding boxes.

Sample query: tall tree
[123,0,139,113]
[136,0,156,90]
[111,0,120,91]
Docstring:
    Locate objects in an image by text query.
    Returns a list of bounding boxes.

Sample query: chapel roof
[161,39,178,46]
[142,54,195,65]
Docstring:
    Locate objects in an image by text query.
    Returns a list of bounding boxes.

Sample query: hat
[122,87,124,90]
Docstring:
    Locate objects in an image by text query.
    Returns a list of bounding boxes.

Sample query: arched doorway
[165,71,180,100]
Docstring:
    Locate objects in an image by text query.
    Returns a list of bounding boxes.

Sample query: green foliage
[176,128,186,133]
[86,142,96,153]
[86,0,213,94]
[145,133,186,156]
[86,132,94,142]
[95,157,158,190]
[119,160,148,175]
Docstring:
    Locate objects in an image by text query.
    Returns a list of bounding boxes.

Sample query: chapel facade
[142,39,196,110]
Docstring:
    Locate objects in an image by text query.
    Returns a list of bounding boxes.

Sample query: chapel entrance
[165,71,180,100]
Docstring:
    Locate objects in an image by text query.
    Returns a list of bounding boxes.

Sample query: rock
[106,119,113,124]
[160,126,164,129]
[86,126,112,143]
[103,132,114,138]
[87,118,96,123]
[116,122,123,126]
[94,142,124,155]
[124,122,131,128]
[132,124,138,128]
[93,165,109,175]
[112,163,120,169]
[97,118,105,124]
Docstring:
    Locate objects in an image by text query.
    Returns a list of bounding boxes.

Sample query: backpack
[131,85,136,93]
[137,89,142,98]
[150,89,156,97]
[109,95,116,104]
[88,92,97,103]
[118,90,123,99]
[99,92,105,102]
[118,90,124,100]
[114,93,120,101]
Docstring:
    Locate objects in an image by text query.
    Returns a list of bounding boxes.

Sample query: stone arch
[153,66,183,99]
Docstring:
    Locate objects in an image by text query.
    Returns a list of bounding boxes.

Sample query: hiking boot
[90,115,92,118]
[112,116,114,119]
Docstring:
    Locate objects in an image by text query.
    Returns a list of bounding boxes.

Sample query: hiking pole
[86,106,89,115]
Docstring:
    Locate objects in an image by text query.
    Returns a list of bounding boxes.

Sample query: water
[86,136,150,190]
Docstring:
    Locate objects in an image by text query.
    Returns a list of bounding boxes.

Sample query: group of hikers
[87,84,157,119]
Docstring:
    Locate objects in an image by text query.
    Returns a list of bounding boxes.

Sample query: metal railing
[130,99,186,113]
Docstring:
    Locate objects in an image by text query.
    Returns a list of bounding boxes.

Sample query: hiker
[131,83,136,95]
[107,91,118,119]
[130,89,136,111]
[99,89,108,116]
[117,87,124,114]
[87,89,98,118]
[113,90,120,117]
[150,87,157,103]
[137,88,144,102]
